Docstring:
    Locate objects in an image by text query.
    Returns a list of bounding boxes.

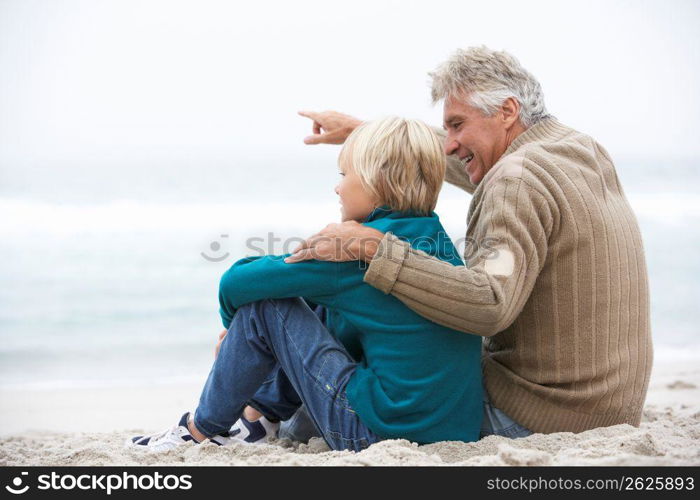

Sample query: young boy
[128,117,483,452]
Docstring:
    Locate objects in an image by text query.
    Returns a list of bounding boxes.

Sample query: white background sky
[0,0,699,176]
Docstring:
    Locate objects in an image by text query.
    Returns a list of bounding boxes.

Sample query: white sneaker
[126,412,233,452]
[229,415,280,444]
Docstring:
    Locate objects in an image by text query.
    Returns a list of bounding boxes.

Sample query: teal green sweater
[218,206,483,443]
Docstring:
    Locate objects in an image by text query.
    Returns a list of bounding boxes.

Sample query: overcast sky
[1,0,699,173]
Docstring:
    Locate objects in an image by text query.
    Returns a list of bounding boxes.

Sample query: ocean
[1,158,699,391]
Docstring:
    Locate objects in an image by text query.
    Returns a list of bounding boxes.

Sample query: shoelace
[149,424,183,444]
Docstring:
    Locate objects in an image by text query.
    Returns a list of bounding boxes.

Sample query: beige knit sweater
[363,118,653,433]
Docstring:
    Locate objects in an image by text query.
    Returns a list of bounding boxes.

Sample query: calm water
[1,159,698,389]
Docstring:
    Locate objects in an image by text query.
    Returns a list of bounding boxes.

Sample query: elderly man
[289,46,653,436]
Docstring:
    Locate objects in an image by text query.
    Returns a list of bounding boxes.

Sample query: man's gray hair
[430,46,550,127]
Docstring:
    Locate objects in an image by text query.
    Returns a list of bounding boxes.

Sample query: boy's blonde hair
[339,117,446,215]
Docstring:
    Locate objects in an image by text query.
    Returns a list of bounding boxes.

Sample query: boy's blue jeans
[194,296,531,451]
[193,297,380,452]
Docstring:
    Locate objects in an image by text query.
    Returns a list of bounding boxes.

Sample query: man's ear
[500,97,521,128]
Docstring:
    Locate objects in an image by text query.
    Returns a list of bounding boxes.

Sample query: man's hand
[214,329,227,359]
[298,110,363,145]
[284,221,384,263]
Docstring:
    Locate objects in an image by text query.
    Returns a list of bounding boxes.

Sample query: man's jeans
[479,382,533,439]
[193,297,380,452]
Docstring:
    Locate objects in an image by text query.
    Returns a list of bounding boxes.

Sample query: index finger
[284,248,315,264]
[298,110,319,121]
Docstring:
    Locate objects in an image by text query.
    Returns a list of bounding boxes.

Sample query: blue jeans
[193,297,381,452]
[479,381,533,439]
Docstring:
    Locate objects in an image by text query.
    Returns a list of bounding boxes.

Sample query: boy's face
[335,155,376,222]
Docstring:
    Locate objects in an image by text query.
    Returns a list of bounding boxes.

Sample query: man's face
[442,95,512,185]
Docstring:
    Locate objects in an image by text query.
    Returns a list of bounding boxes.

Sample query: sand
[1,354,699,466]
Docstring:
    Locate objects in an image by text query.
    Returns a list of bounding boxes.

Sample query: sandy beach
[1,352,698,466]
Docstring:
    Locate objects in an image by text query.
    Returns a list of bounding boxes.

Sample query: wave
[0,197,341,235]
[1,192,698,236]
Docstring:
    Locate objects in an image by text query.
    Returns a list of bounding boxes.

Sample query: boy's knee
[236,298,310,325]
[258,297,310,317]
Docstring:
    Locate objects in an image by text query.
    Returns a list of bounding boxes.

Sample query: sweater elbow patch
[483,248,515,277]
